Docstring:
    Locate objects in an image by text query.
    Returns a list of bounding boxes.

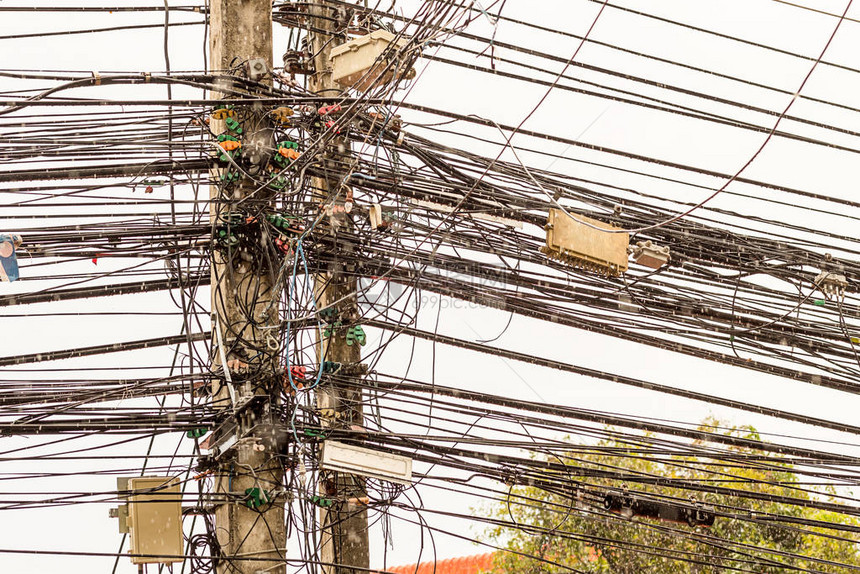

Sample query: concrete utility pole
[308,2,372,573]
[209,2,285,573]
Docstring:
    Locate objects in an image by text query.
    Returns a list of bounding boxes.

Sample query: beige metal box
[542,208,629,276]
[330,30,408,91]
[127,476,183,565]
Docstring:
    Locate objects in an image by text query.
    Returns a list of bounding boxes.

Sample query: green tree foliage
[483,420,860,573]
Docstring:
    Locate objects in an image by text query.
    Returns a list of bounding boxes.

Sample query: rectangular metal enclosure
[542,209,629,276]
[127,476,184,565]
[321,441,413,485]
[330,30,408,91]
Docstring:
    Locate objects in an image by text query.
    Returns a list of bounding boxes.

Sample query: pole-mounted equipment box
[116,476,184,565]
[330,30,409,91]
[321,441,413,485]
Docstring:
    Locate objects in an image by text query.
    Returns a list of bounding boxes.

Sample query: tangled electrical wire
[3,1,860,573]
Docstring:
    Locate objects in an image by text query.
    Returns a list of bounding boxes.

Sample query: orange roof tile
[379,552,496,574]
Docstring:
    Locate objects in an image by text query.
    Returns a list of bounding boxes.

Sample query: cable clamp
[91,71,101,85]
[143,72,152,83]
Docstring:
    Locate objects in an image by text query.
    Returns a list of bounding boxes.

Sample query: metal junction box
[542,208,629,276]
[320,441,413,485]
[330,30,408,91]
[632,240,670,269]
[126,476,184,565]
